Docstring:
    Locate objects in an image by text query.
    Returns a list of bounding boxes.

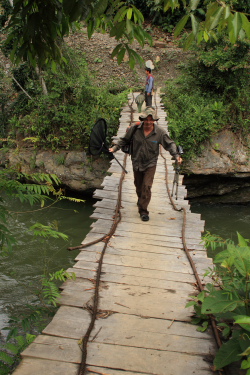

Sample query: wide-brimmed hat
[139,107,159,121]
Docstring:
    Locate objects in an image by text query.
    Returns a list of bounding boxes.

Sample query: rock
[3,149,110,193]
[183,129,250,202]
[154,41,167,48]
[185,130,250,176]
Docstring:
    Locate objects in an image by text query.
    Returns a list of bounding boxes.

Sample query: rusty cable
[153,92,224,373]
[76,97,134,375]
[158,112,224,374]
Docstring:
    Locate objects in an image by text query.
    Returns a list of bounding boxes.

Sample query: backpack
[121,124,139,155]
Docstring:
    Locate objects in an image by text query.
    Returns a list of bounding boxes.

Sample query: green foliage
[29,223,68,241]
[0,166,84,254]
[162,37,250,159]
[168,0,250,46]
[0,333,36,374]
[162,79,224,158]
[2,0,151,69]
[189,232,250,371]
[0,218,75,374]
[7,49,128,150]
[1,0,250,71]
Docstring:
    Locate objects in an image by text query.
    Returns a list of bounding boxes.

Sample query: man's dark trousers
[134,165,156,216]
[145,92,152,107]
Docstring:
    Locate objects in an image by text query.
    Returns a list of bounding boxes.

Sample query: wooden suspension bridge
[13,91,218,375]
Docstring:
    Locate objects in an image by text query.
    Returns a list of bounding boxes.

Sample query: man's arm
[161,132,182,164]
[109,125,137,153]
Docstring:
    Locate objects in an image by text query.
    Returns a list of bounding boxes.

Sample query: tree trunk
[35,67,48,96]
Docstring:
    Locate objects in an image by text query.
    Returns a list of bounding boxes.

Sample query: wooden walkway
[13,92,217,375]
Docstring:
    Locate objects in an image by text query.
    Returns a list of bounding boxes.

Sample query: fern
[0,352,14,366]
[29,223,68,240]
[49,269,76,282]
[202,231,234,251]
[41,279,61,306]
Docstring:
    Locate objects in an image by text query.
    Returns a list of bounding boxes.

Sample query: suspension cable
[155,93,224,375]
[73,96,134,375]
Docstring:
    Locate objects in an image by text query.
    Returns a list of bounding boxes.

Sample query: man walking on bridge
[109,107,182,222]
[145,67,154,107]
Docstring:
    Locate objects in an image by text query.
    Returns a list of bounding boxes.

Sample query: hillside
[65,26,190,92]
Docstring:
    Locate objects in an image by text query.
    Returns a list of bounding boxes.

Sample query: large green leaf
[174,14,189,37]
[190,0,200,11]
[237,232,249,247]
[214,338,242,369]
[235,315,250,333]
[209,6,224,30]
[232,12,242,40]
[234,248,250,277]
[201,290,244,314]
[241,13,250,39]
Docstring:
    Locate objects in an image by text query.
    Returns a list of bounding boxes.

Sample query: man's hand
[109,148,114,153]
[177,156,183,164]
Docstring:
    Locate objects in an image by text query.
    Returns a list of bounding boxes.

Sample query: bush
[188,233,250,372]
[162,37,250,159]
[7,49,128,150]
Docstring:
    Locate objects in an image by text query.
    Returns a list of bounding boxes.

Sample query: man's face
[144,115,154,126]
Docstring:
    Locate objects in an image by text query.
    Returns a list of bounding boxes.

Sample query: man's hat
[139,107,159,121]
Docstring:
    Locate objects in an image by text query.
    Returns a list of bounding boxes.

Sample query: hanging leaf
[174,14,189,37]
[190,0,200,11]
[190,14,199,36]
[111,43,123,58]
[241,13,250,39]
[209,7,224,30]
[232,12,242,40]
[127,8,133,20]
[214,338,242,369]
[234,316,250,333]
[117,47,126,64]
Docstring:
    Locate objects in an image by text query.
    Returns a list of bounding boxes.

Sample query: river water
[191,202,250,243]
[1,194,249,342]
[0,195,95,338]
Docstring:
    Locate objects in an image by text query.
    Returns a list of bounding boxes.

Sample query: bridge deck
[13,93,216,375]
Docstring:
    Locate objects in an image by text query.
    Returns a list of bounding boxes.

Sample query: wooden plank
[74,251,196,275]
[72,254,210,284]
[43,306,213,341]
[68,267,195,291]
[86,342,214,375]
[80,231,205,251]
[86,366,153,375]
[60,279,195,321]
[90,218,204,234]
[75,243,203,259]
[13,358,78,375]
[72,260,197,284]
[43,307,216,356]
[43,306,90,338]
[21,335,81,363]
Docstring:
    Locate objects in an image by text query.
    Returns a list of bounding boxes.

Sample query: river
[1,195,249,343]
[0,195,95,339]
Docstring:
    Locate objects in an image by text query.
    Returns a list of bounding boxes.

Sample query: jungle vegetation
[0,0,250,373]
